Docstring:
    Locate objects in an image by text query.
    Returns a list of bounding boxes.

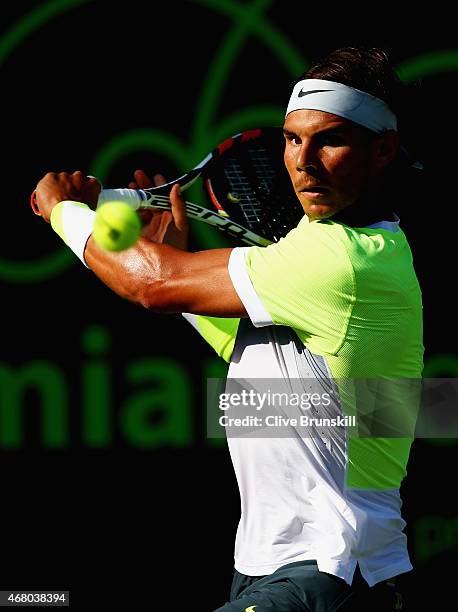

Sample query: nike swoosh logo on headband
[298,88,334,97]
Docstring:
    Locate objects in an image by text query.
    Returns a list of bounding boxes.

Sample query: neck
[330,178,394,227]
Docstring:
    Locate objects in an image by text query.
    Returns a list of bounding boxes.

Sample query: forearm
[84,235,244,316]
[84,235,165,307]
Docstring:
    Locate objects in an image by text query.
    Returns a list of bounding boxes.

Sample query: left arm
[35,170,247,318]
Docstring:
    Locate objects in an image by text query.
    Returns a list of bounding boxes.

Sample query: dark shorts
[213,560,403,611]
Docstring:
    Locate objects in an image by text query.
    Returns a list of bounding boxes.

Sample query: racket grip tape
[96,188,146,209]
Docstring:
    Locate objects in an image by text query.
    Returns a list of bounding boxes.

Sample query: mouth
[299,186,331,199]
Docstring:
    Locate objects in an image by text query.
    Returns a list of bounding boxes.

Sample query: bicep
[141,245,248,317]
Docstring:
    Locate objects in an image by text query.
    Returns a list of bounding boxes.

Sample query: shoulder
[246,217,352,268]
[241,218,355,297]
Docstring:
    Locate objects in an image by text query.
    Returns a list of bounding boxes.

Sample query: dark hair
[298,47,405,121]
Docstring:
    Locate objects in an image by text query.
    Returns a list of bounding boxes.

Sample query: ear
[371,130,400,170]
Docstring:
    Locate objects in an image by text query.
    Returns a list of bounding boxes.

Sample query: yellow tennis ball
[93,201,141,252]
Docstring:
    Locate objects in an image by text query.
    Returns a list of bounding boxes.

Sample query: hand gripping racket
[31,127,303,246]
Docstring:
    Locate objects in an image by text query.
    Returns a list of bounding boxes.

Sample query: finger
[57,171,71,184]
[133,169,156,189]
[153,173,167,186]
[170,184,188,231]
[72,170,95,194]
[128,182,138,189]
[83,176,102,204]
[71,170,86,185]
[86,176,100,189]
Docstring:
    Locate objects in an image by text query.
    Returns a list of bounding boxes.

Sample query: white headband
[286,78,398,133]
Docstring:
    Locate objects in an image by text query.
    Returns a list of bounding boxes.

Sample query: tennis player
[34,47,423,611]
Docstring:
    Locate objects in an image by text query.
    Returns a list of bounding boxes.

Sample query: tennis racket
[31,127,303,246]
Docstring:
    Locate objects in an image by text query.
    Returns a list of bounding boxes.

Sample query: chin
[303,204,340,221]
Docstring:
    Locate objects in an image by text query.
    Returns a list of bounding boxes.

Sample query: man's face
[283,109,378,220]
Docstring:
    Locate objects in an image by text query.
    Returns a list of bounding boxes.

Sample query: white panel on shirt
[228,247,272,327]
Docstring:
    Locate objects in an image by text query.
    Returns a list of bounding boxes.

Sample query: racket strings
[224,140,302,241]
[223,158,263,225]
[249,147,276,194]
[221,143,281,231]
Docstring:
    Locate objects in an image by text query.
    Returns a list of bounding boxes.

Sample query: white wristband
[50,201,96,267]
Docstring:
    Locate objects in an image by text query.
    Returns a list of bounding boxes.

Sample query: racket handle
[97,188,146,209]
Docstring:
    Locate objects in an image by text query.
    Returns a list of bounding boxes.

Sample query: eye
[284,134,301,145]
[320,133,344,146]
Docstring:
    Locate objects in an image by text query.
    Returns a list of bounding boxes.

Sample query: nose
[296,141,318,172]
